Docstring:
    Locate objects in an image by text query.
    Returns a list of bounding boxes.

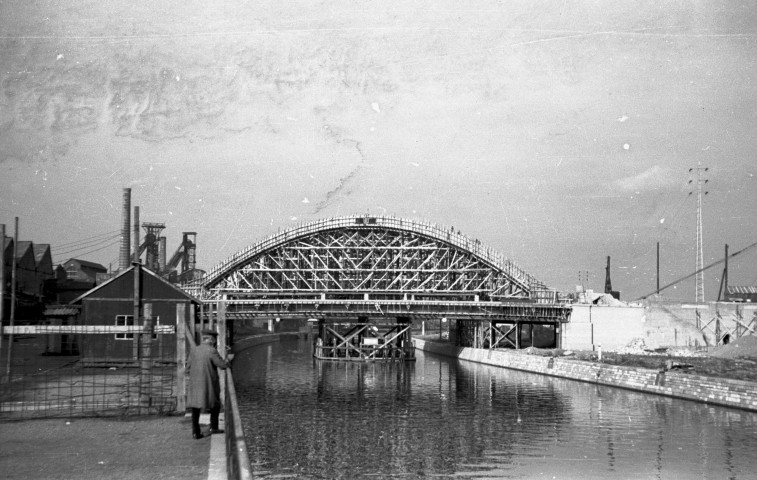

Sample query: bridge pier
[314,316,415,362]
[456,319,560,350]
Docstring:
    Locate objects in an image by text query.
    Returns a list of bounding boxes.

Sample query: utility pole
[689,163,708,303]
[718,244,729,302]
[0,224,5,372]
[724,243,728,299]
[133,206,141,363]
[6,217,18,378]
[656,242,660,295]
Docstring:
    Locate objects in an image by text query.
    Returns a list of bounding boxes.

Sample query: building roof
[727,286,757,295]
[15,240,33,259]
[64,258,107,271]
[69,265,200,305]
[33,244,51,263]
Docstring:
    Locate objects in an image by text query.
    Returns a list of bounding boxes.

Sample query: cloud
[614,166,677,191]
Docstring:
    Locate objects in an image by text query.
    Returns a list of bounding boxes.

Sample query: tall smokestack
[120,188,131,271]
[604,256,612,294]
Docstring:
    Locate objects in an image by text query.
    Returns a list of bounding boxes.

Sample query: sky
[1,0,756,302]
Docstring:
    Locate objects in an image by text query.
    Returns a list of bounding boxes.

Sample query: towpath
[0,413,224,480]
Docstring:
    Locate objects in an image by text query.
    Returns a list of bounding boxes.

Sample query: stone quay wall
[414,339,757,412]
[232,333,280,352]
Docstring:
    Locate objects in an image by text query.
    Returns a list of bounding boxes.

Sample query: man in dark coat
[187,328,232,439]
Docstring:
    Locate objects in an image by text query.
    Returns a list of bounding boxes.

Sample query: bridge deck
[210,299,570,322]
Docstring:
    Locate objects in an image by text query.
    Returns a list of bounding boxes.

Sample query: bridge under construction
[188,215,571,361]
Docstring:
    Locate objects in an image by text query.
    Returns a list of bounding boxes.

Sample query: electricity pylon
[689,163,708,303]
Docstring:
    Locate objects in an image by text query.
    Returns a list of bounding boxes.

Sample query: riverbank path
[1,413,226,480]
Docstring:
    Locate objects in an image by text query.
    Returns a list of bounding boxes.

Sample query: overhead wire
[51,232,122,254]
[51,230,122,250]
[52,233,121,255]
[52,237,122,260]
[636,241,757,300]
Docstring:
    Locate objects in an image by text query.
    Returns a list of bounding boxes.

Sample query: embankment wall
[415,339,757,412]
[232,333,280,352]
[563,301,757,351]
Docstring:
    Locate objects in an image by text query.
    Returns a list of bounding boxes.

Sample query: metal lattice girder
[200,216,555,302]
[486,323,518,349]
[219,299,571,322]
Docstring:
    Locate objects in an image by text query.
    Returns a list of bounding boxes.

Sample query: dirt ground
[0,415,209,480]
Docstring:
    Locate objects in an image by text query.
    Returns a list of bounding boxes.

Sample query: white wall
[563,301,757,351]
[563,304,645,351]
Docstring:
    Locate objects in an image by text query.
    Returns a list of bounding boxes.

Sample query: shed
[70,265,200,364]
[41,304,81,354]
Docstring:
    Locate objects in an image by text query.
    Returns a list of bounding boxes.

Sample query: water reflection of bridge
[187,216,571,359]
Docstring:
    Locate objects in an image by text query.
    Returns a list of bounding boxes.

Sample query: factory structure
[1,188,205,323]
[108,187,204,284]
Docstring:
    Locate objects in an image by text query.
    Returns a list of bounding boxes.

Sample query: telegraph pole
[0,224,5,373]
[656,242,660,295]
[689,163,708,303]
[6,218,18,378]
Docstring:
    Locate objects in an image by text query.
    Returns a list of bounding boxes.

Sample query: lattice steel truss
[199,216,553,302]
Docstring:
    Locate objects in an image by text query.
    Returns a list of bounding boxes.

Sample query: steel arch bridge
[189,215,568,326]
[199,215,554,301]
[185,216,571,359]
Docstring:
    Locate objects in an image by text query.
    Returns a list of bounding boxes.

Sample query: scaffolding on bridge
[190,215,571,361]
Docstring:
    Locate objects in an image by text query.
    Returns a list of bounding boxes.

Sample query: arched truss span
[199,216,555,302]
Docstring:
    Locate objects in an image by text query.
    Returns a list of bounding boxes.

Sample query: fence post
[6,217,19,379]
[0,223,4,376]
[199,302,205,344]
[140,302,154,414]
[189,303,196,345]
[176,302,186,413]
[218,298,227,407]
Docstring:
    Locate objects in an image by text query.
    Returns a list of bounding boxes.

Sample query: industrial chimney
[119,188,131,271]
[605,256,612,294]
[604,255,620,300]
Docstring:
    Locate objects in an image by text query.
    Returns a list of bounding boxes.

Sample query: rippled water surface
[234,338,757,479]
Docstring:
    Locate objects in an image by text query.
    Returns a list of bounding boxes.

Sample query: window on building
[114,315,160,340]
[151,317,160,340]
[115,315,134,340]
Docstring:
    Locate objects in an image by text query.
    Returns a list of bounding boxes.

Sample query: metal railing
[224,367,253,480]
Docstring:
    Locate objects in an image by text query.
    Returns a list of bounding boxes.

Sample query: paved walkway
[1,413,225,480]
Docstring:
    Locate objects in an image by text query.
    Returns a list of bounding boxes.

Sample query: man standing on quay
[188,328,233,439]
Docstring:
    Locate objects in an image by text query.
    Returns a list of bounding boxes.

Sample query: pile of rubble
[615,338,649,355]
[615,338,707,357]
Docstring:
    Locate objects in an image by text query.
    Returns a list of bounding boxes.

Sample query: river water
[234,338,757,479]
